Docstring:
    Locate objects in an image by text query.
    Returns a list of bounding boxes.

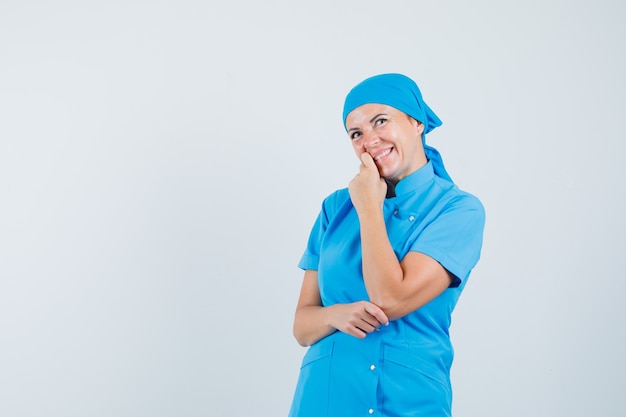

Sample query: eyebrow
[347,113,389,132]
[370,113,388,123]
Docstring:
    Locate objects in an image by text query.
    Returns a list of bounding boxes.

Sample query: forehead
[345,103,403,126]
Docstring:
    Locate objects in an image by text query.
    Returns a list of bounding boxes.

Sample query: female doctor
[288,73,485,417]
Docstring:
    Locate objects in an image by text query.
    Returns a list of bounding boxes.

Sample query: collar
[386,161,435,198]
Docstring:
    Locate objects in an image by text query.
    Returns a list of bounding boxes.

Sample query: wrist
[355,204,384,221]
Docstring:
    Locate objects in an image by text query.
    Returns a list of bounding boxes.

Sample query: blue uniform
[289,161,485,417]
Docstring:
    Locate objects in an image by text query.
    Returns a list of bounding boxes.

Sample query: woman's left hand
[348,152,387,215]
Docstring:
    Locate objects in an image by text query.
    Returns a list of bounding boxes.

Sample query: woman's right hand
[294,271,389,346]
[328,301,389,339]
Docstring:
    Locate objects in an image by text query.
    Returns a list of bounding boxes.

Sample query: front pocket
[300,339,334,369]
[381,345,452,415]
[289,340,335,417]
[383,344,448,386]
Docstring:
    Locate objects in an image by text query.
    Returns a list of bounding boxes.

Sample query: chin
[378,165,398,180]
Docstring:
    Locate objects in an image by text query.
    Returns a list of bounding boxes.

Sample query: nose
[362,129,380,150]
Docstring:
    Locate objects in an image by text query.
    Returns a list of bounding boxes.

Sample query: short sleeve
[410,194,485,287]
[297,209,324,270]
[297,195,332,271]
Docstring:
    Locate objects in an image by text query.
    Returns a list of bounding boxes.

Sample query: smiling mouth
[373,148,392,161]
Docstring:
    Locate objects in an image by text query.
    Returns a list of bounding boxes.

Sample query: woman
[288,73,485,417]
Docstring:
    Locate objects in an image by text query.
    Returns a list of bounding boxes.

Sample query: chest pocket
[386,208,427,260]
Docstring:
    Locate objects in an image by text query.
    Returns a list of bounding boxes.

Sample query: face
[345,104,426,182]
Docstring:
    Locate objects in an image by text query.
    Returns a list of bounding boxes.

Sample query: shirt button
[408,215,415,222]
[393,210,399,216]
[370,364,376,371]
[368,409,375,414]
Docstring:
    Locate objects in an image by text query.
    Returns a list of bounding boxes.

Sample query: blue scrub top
[289,161,485,417]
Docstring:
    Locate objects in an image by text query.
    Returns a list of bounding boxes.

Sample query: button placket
[368,362,377,414]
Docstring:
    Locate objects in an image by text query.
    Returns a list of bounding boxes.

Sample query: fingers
[354,321,376,336]
[360,152,376,169]
[332,302,390,339]
[353,304,389,337]
[364,304,389,327]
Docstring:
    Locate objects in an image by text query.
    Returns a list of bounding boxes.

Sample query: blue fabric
[289,162,485,417]
[342,73,452,183]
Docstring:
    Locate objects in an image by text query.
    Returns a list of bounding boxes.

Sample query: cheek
[350,140,363,154]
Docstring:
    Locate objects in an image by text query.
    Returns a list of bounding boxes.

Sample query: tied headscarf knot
[342,73,452,183]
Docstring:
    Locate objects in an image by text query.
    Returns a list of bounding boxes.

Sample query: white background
[1,1,624,416]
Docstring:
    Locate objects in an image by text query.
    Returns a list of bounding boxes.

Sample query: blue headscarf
[342,73,452,183]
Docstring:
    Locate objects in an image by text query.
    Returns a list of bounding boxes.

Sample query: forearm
[358,207,405,311]
[293,305,338,347]
[359,207,454,319]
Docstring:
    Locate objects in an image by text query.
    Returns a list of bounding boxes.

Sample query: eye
[374,117,388,126]
[350,131,362,141]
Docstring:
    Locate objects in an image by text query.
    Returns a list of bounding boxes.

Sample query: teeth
[374,149,392,161]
